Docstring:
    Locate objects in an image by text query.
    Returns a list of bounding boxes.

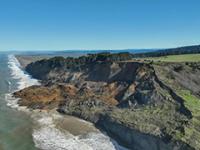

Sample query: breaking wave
[7,55,40,90]
[6,55,40,108]
[32,112,128,150]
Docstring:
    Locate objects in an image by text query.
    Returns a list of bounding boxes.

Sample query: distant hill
[134,45,200,58]
[13,44,200,59]
[13,49,158,58]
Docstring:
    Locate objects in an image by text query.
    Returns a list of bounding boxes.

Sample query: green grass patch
[177,90,200,147]
[141,54,200,62]
[178,90,200,116]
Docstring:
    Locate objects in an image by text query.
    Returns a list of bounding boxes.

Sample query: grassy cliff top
[139,54,200,62]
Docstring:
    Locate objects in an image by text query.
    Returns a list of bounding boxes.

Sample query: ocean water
[0,53,128,150]
[0,53,37,150]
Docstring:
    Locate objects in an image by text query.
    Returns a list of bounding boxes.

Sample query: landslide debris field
[15,52,200,150]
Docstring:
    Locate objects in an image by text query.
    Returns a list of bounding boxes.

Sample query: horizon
[0,0,200,51]
[2,44,199,52]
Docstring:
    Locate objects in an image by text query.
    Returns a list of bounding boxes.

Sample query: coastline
[14,54,196,150]
[9,54,129,150]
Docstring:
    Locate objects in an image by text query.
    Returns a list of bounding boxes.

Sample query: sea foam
[7,55,40,90]
[6,55,40,108]
[32,112,127,150]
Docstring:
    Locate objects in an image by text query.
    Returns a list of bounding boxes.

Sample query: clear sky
[0,0,200,51]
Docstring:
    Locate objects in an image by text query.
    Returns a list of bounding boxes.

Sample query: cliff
[14,53,200,150]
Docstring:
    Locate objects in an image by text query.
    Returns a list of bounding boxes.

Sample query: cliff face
[25,61,174,107]
[14,55,200,150]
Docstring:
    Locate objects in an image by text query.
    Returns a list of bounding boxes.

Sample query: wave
[7,55,40,90]
[32,112,128,150]
[6,55,40,108]
[6,54,128,150]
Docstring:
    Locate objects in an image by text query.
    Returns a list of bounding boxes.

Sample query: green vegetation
[83,52,134,62]
[176,90,200,148]
[109,103,188,141]
[141,54,200,62]
[178,90,200,116]
[153,62,200,148]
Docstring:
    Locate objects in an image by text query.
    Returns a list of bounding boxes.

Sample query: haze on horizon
[0,0,200,51]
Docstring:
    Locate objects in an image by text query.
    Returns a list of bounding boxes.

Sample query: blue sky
[0,0,200,51]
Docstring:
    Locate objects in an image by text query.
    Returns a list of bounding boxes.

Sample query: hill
[134,45,200,58]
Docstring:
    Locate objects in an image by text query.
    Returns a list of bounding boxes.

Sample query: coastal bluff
[14,53,200,150]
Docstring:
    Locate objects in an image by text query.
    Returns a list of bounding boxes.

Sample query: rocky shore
[14,53,200,150]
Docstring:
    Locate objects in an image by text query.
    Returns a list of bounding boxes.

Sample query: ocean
[0,53,36,150]
[0,53,128,150]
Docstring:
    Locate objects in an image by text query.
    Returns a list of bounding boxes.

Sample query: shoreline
[15,54,198,150]
[11,54,129,150]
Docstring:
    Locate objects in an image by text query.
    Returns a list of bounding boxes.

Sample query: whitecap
[6,55,40,108]
[31,112,128,150]
[7,55,40,90]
